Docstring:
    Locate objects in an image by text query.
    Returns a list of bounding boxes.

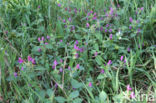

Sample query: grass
[0,0,156,103]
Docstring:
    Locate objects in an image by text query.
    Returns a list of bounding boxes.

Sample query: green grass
[0,0,156,103]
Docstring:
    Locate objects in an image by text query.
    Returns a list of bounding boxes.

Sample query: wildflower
[47,35,50,39]
[105,29,107,33]
[60,40,63,42]
[65,7,68,11]
[127,84,132,91]
[88,82,92,87]
[68,17,72,22]
[75,40,79,45]
[14,72,17,77]
[94,52,98,57]
[90,10,93,13]
[59,68,63,72]
[109,29,112,32]
[31,59,36,64]
[45,42,48,45]
[129,17,133,22]
[86,23,90,28]
[74,44,79,51]
[38,5,40,9]
[130,92,135,99]
[53,60,58,67]
[127,47,130,52]
[101,69,105,74]
[60,59,63,63]
[100,27,103,31]
[140,7,144,11]
[124,59,126,63]
[41,37,44,41]
[21,67,24,71]
[38,48,41,52]
[75,53,79,58]
[38,37,41,42]
[63,19,66,23]
[107,60,112,65]
[79,47,84,52]
[106,24,109,27]
[68,66,71,70]
[55,83,58,88]
[57,3,61,7]
[129,26,132,29]
[92,16,97,20]
[76,64,80,69]
[120,56,124,61]
[109,34,113,40]
[28,56,32,62]
[74,8,77,13]
[93,12,96,16]
[100,17,103,20]
[18,58,24,64]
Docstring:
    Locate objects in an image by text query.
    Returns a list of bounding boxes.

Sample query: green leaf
[55,96,66,103]
[99,91,107,102]
[97,74,105,79]
[69,91,79,99]
[73,98,83,103]
[71,79,83,89]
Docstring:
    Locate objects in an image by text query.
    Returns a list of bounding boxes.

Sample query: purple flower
[60,40,63,42]
[18,58,24,64]
[93,12,96,16]
[127,84,132,91]
[53,60,58,67]
[57,3,61,7]
[100,27,103,31]
[63,19,66,23]
[38,37,41,42]
[130,92,135,99]
[127,47,130,52]
[47,35,50,40]
[120,56,124,61]
[68,17,72,22]
[90,10,93,13]
[74,44,79,51]
[76,64,80,69]
[60,59,63,63]
[38,48,41,52]
[86,23,90,28]
[109,34,113,40]
[124,59,126,63]
[88,82,92,87]
[45,42,48,45]
[107,60,112,65]
[101,69,105,74]
[129,26,132,29]
[59,68,63,72]
[109,29,112,33]
[140,7,144,11]
[79,47,84,52]
[94,52,98,57]
[92,16,97,20]
[31,59,36,64]
[75,40,79,45]
[21,67,24,71]
[105,29,107,33]
[106,24,109,27]
[14,72,17,77]
[68,66,71,70]
[38,5,40,9]
[75,53,79,58]
[41,37,44,41]
[129,17,133,22]
[55,83,58,88]
[28,56,32,62]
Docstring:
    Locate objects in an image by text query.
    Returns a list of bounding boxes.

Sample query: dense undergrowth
[0,0,156,103]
